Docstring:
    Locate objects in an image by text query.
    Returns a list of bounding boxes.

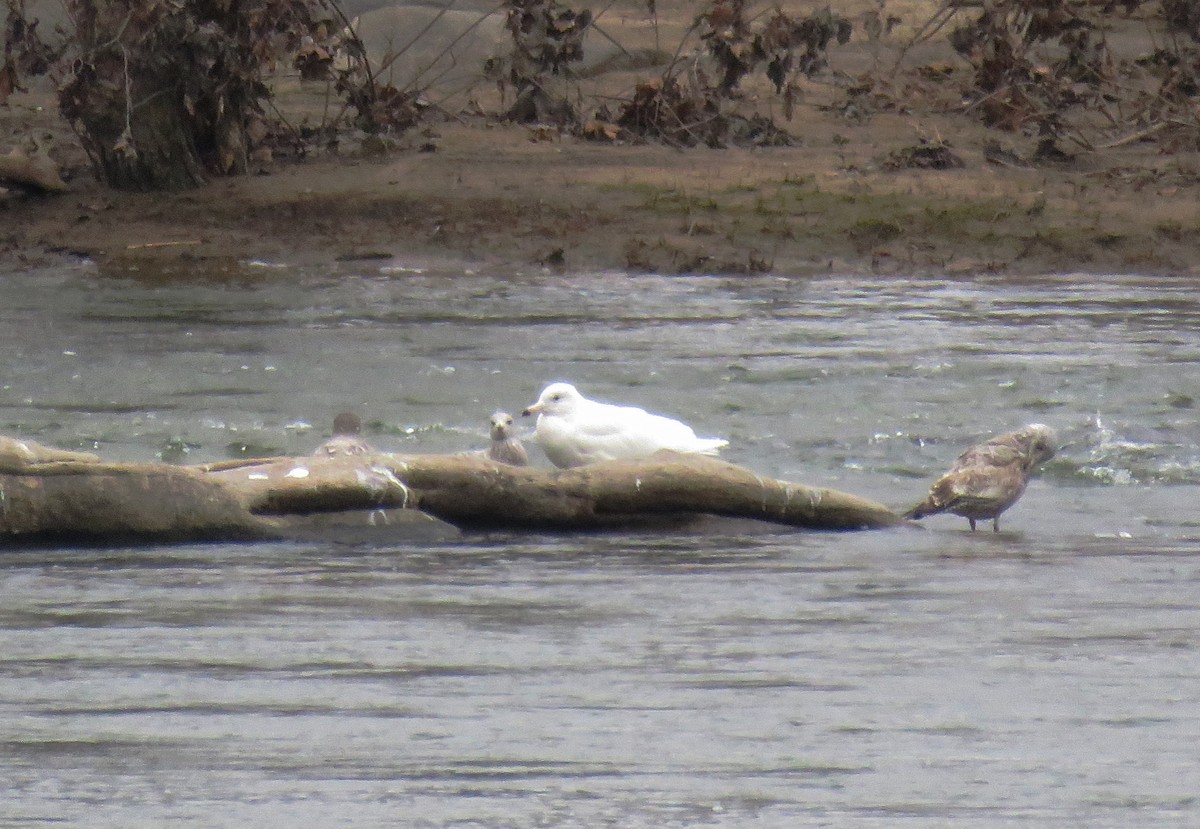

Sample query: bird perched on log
[313,412,372,458]
[522,382,728,469]
[485,411,528,467]
[904,423,1057,532]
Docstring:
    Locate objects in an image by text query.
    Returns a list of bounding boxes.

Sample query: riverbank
[4,0,1200,278]
[6,106,1199,278]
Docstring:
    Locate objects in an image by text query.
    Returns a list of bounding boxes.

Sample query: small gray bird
[486,411,528,467]
[904,423,1057,532]
[313,411,373,457]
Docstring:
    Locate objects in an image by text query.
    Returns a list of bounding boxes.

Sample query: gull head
[331,411,362,436]
[490,411,516,440]
[523,382,582,417]
[1017,423,1058,467]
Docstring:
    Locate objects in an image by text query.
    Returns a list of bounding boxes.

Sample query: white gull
[522,382,728,469]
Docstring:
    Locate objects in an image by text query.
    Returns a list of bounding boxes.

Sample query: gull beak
[522,403,541,417]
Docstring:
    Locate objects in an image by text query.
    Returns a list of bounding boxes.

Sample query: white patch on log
[754,474,771,510]
[285,467,310,479]
[371,465,410,509]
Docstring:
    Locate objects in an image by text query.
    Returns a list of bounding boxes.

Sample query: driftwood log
[0,461,273,543]
[1,438,904,546]
[202,451,902,531]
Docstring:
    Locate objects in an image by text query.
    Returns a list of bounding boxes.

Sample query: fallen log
[0,439,462,545]
[203,451,903,531]
[0,436,101,469]
[0,461,275,544]
[1,440,904,546]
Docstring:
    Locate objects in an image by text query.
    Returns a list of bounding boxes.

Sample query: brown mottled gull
[313,412,372,458]
[485,411,528,467]
[904,423,1057,532]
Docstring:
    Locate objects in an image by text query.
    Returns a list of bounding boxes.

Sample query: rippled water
[2,261,1199,826]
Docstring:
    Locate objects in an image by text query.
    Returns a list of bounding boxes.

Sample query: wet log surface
[0,462,276,544]
[201,450,903,531]
[2,440,904,546]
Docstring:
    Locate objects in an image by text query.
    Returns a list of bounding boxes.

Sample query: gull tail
[695,438,729,456]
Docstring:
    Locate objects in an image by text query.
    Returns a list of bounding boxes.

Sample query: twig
[125,240,202,250]
[659,17,703,84]
[1061,129,1095,153]
[379,0,461,78]
[888,0,959,76]
[119,44,134,151]
[403,2,507,93]
[264,96,307,150]
[190,457,285,473]
[93,8,135,52]
[960,84,1011,116]
[1095,121,1168,150]
[324,0,377,103]
[427,83,475,121]
[585,0,623,27]
[586,20,635,63]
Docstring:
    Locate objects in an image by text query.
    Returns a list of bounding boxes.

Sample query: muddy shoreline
[4,95,1200,277]
[6,0,1200,279]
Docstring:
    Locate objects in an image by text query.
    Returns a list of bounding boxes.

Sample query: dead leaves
[499,0,593,124]
[580,120,624,142]
[601,5,852,148]
[938,0,1200,152]
[293,35,333,81]
[4,0,399,188]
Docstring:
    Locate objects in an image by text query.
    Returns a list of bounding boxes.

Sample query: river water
[1,260,1198,827]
